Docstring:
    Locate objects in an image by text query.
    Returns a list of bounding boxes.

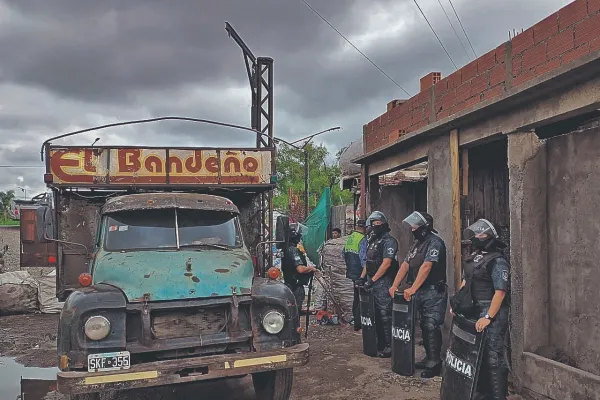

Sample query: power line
[413,0,458,70]
[437,0,471,61]
[448,0,477,58]
[299,0,412,97]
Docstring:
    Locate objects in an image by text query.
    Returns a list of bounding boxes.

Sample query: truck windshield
[104,208,242,251]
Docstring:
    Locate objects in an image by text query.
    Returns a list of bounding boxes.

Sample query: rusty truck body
[20,141,308,400]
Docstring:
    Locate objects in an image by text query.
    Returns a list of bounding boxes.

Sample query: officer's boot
[488,368,508,400]
[420,328,442,378]
[377,316,392,358]
[415,325,429,369]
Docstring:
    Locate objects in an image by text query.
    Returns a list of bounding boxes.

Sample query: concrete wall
[546,124,600,376]
[426,133,456,354]
[507,131,550,392]
[509,126,600,399]
[427,133,456,295]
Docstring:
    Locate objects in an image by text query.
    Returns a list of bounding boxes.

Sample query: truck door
[20,205,58,270]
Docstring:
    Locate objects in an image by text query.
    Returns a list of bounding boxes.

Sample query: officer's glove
[363,277,374,290]
[355,277,366,288]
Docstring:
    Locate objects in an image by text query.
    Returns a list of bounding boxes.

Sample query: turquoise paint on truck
[92,248,254,301]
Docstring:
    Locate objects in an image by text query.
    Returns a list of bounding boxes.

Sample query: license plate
[87,351,131,372]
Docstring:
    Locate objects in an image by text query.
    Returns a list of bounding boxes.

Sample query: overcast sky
[0,0,572,197]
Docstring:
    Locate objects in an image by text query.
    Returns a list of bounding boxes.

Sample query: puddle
[0,357,58,400]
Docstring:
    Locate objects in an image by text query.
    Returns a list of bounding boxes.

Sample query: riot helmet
[289,222,308,244]
[367,211,390,237]
[403,211,437,239]
[463,218,506,251]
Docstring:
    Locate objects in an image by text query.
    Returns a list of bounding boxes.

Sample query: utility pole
[287,127,341,221]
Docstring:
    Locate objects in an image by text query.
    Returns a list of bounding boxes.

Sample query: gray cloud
[0,0,572,195]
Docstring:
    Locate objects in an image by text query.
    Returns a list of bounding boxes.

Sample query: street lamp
[18,186,26,200]
[276,127,341,220]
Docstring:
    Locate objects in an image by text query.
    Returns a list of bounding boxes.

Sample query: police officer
[390,211,447,378]
[356,211,399,358]
[342,219,368,331]
[455,219,510,400]
[282,223,318,315]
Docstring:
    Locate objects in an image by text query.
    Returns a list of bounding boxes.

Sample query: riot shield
[440,314,487,400]
[391,291,415,376]
[359,286,378,357]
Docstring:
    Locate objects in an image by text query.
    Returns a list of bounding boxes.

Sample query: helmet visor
[463,219,497,240]
[290,222,309,237]
[402,211,428,229]
[367,211,387,226]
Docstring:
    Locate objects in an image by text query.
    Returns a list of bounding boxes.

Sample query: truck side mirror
[275,215,290,250]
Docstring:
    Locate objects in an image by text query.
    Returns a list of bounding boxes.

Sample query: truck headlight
[84,316,111,341]
[262,311,285,334]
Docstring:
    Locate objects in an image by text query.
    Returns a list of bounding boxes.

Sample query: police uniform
[282,244,310,314]
[343,229,367,330]
[365,231,399,353]
[462,251,510,399]
[404,231,448,371]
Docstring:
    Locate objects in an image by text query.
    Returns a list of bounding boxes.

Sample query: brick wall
[364,0,600,154]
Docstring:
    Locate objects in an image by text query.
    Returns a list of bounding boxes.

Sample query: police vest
[344,231,364,253]
[406,233,446,286]
[344,231,365,281]
[462,252,505,301]
[365,234,399,279]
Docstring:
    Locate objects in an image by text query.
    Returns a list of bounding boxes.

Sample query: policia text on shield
[355,211,400,359]
[443,218,511,400]
[389,211,448,378]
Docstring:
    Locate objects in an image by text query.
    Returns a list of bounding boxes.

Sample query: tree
[273,142,352,215]
[0,190,15,212]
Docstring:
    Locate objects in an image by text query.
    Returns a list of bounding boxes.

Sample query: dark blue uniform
[282,244,310,315]
[462,251,510,399]
[365,232,399,352]
[405,232,448,370]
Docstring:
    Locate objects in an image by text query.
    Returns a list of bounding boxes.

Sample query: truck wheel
[252,368,293,400]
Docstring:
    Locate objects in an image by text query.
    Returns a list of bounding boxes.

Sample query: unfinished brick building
[354,0,600,398]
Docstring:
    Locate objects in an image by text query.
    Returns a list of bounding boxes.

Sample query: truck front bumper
[57,343,309,395]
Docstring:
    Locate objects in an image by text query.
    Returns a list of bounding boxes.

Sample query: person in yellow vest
[342,220,367,331]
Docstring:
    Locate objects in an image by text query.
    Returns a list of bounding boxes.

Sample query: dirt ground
[0,313,442,400]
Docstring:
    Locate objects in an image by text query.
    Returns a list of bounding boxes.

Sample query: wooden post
[450,129,462,290]
[360,165,368,219]
[461,149,469,196]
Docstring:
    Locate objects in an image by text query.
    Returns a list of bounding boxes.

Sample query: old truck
[19,133,308,399]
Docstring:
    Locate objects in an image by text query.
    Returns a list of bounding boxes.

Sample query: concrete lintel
[353,48,600,165]
[368,137,431,176]
[461,74,600,146]
[522,352,600,400]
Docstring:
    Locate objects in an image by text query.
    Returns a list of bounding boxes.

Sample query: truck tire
[252,368,293,400]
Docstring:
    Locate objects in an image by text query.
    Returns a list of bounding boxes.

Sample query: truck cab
[20,144,308,400]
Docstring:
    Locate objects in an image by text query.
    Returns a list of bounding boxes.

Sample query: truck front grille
[151,307,228,339]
